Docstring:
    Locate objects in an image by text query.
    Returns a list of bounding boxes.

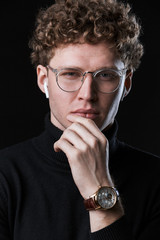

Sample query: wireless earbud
[44,81,49,99]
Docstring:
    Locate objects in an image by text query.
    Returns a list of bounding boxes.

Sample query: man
[0,0,160,239]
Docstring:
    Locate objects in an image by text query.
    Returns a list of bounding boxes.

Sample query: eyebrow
[57,65,83,70]
[55,65,119,71]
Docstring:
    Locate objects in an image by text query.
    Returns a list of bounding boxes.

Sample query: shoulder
[0,138,33,156]
[116,140,160,176]
[0,139,37,209]
[0,137,42,196]
[120,141,160,161]
[0,138,36,170]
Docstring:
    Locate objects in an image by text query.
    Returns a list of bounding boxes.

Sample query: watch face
[97,187,117,209]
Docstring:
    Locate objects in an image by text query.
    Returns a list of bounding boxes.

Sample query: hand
[54,114,113,198]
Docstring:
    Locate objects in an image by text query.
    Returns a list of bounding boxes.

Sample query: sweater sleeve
[90,216,133,240]
[90,210,160,240]
[0,174,11,240]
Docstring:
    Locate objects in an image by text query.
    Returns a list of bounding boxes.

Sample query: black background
[0,1,160,156]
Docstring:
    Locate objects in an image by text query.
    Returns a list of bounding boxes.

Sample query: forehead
[50,42,124,70]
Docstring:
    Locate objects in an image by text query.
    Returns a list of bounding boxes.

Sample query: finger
[67,123,100,149]
[60,128,87,150]
[54,141,61,152]
[54,138,75,156]
[67,114,107,146]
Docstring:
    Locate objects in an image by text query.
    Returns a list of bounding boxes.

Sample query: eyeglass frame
[46,65,127,94]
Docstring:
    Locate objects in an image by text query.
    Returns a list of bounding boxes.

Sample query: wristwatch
[84,186,119,210]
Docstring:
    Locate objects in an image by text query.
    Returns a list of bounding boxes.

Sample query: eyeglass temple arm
[46,65,58,74]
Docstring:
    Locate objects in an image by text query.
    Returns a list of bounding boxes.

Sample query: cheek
[100,88,123,130]
[109,87,123,114]
[48,86,74,113]
[100,92,119,113]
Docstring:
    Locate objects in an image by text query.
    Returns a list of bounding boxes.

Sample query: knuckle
[71,122,80,129]
[103,137,108,146]
[73,149,82,161]
[101,135,107,146]
[63,128,75,138]
[80,117,93,126]
[63,128,70,135]
[86,118,93,125]
[62,129,70,138]
[83,144,89,153]
[75,149,81,157]
[90,137,99,148]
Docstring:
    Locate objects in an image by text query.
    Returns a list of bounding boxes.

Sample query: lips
[71,109,99,119]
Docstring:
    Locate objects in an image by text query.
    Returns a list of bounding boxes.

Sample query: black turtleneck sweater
[0,114,160,240]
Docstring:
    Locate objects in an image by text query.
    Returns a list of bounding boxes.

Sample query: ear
[37,65,48,94]
[121,70,133,101]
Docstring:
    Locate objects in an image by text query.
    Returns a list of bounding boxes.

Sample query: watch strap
[84,197,99,210]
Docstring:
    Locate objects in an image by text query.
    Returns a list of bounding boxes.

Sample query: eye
[96,70,119,81]
[59,69,82,80]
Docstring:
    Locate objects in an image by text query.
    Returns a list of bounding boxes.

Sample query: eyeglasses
[47,65,126,93]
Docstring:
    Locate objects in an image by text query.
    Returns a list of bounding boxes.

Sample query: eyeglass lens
[57,68,122,93]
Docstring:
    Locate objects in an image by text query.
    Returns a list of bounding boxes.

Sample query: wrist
[83,185,124,232]
[89,201,124,232]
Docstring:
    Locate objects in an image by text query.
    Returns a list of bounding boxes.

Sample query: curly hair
[29,0,144,70]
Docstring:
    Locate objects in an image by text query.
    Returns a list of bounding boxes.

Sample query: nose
[77,72,97,102]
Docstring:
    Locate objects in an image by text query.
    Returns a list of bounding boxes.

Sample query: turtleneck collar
[32,113,119,170]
